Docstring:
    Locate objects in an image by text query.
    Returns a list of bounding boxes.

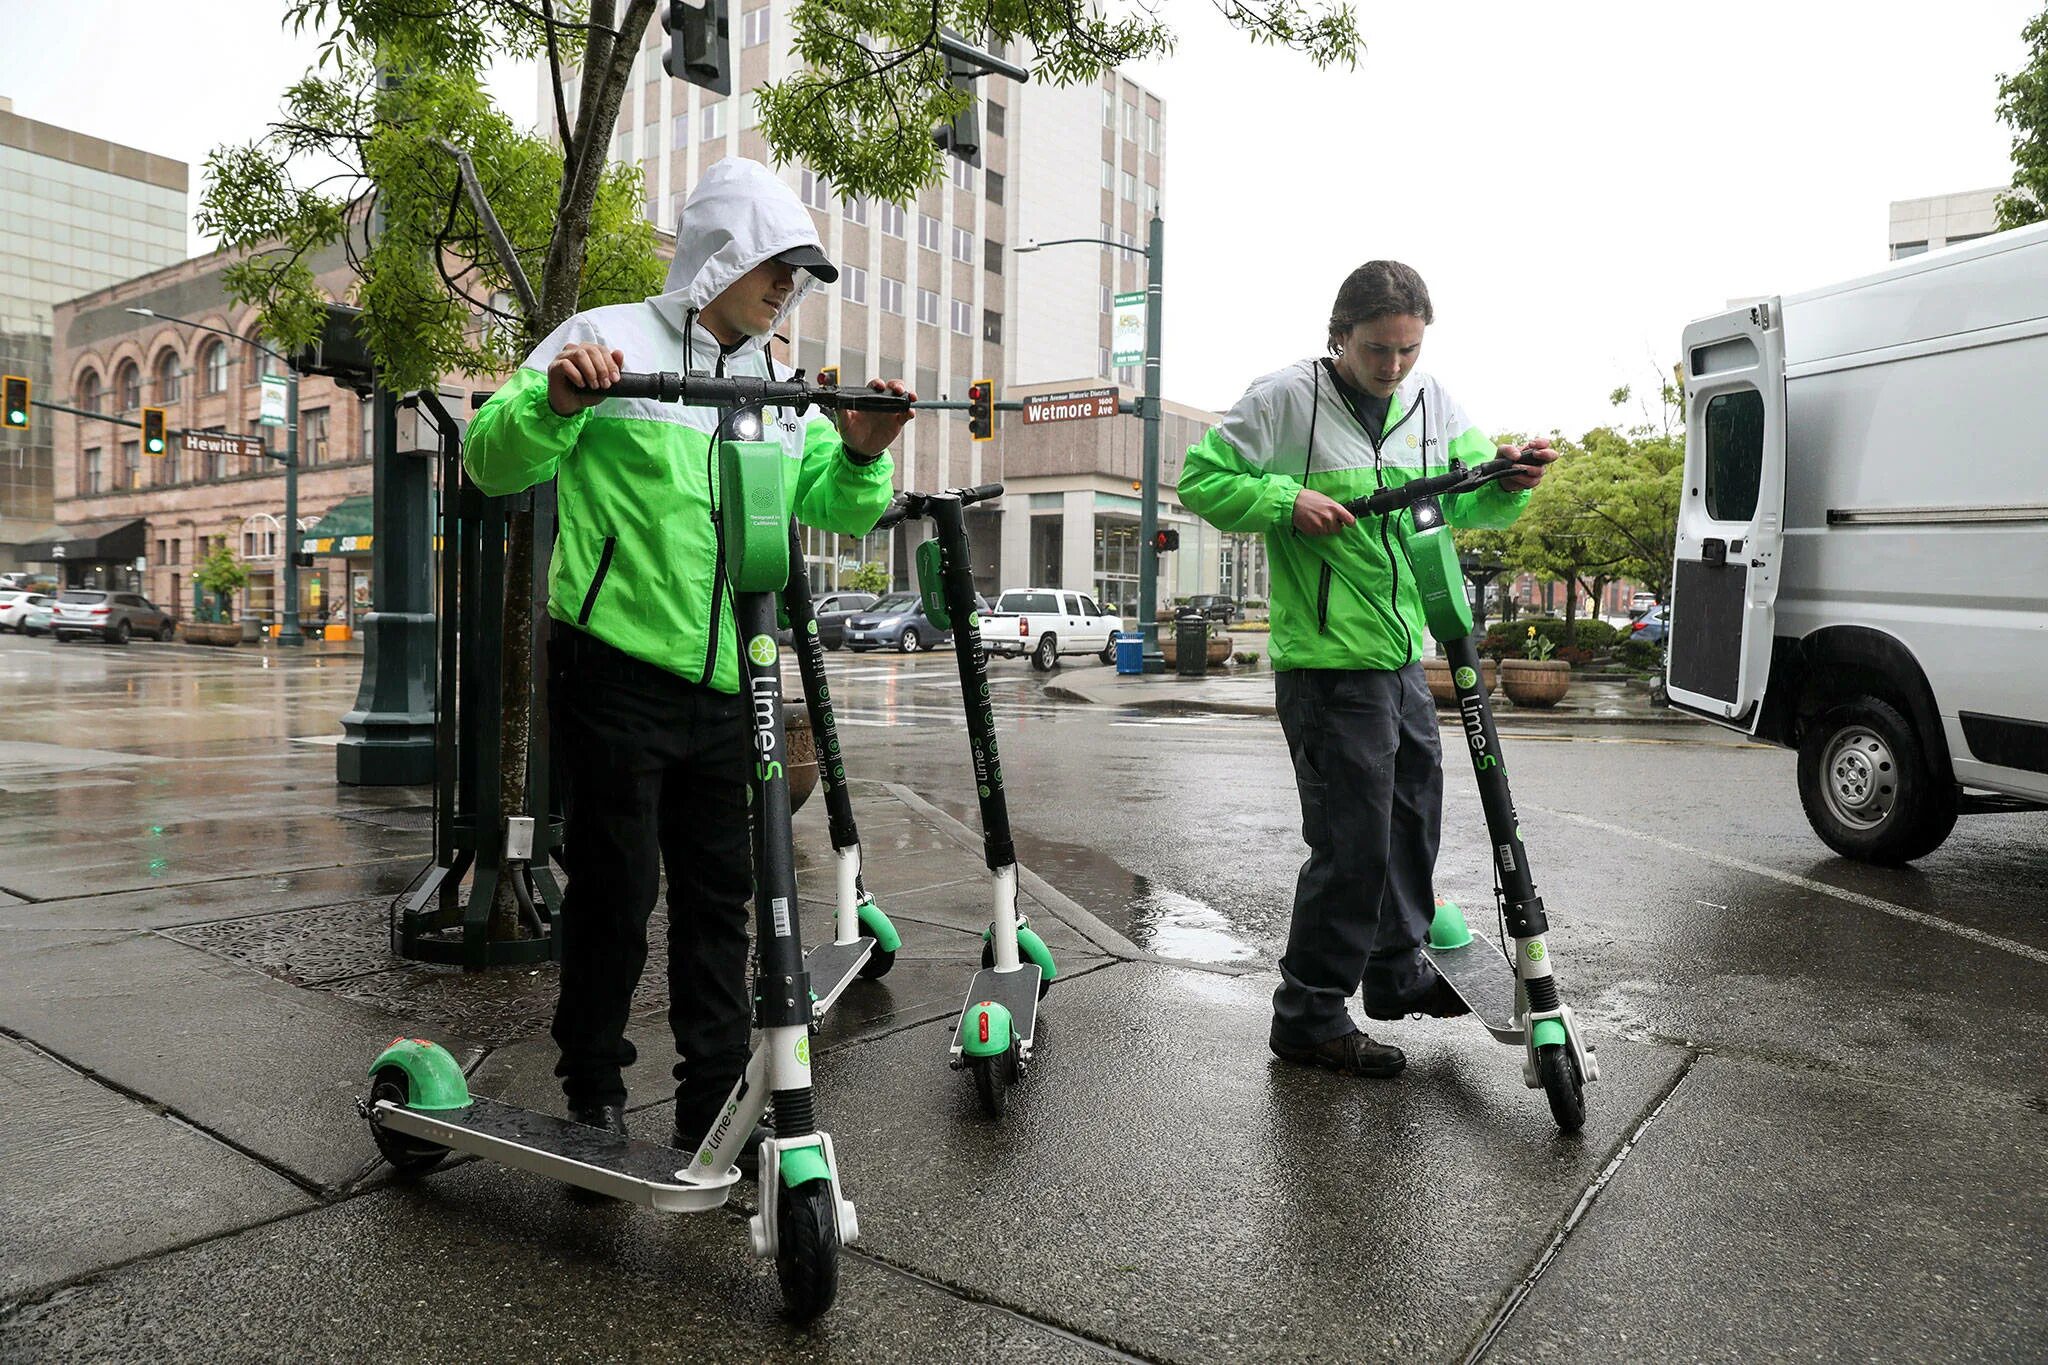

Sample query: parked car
[1627,604,1669,645]
[982,589,1126,670]
[0,590,57,631]
[20,603,54,636]
[1630,590,1658,614]
[775,591,879,650]
[842,591,989,654]
[1184,594,1239,624]
[51,590,176,644]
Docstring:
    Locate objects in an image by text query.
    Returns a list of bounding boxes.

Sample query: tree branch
[432,137,539,316]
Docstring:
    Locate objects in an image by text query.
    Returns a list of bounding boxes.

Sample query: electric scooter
[874,484,1058,1118]
[782,520,904,1016]
[1338,455,1600,1133]
[361,370,912,1319]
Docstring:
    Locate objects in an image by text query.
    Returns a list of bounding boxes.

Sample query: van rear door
[1667,299,1787,732]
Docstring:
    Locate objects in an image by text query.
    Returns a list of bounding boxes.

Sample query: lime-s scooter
[1339,455,1600,1132]
[874,483,1058,1118]
[361,370,913,1319]
[781,521,903,1016]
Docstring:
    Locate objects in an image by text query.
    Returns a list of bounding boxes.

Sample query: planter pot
[1159,631,1234,670]
[1501,658,1572,708]
[1423,656,1499,705]
[783,702,819,813]
[184,621,242,647]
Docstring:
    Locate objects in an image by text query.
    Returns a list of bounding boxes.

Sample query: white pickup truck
[982,589,1125,671]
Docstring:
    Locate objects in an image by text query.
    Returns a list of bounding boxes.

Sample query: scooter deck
[373,1095,741,1212]
[949,964,1042,1059]
[1422,933,1525,1044]
[806,936,875,1019]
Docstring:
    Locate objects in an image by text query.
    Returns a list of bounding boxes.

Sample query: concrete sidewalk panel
[0,1160,1119,1362]
[821,959,1690,1362]
[1486,1054,2048,1364]
[0,930,481,1193]
[0,1035,313,1302]
[0,854,426,931]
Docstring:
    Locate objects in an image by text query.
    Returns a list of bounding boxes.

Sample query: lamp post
[126,308,304,647]
[1015,213,1167,669]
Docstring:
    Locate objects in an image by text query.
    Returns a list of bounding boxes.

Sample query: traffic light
[141,407,168,456]
[661,0,731,95]
[967,379,993,441]
[1153,527,1180,553]
[2,375,27,429]
[932,52,981,166]
[816,365,840,388]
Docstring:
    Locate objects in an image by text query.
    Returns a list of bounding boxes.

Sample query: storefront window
[1094,515,1141,622]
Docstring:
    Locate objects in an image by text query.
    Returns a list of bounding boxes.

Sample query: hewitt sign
[1018,386,1118,425]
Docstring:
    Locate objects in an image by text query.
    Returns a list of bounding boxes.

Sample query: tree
[195,542,251,622]
[1996,4,2048,230]
[846,561,890,596]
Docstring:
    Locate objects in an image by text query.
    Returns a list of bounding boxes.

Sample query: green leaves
[1995,7,2048,230]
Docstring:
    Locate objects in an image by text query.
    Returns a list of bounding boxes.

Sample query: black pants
[547,621,753,1122]
[1271,663,1443,1046]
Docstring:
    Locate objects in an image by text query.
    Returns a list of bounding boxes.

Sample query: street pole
[1136,213,1165,671]
[278,367,304,646]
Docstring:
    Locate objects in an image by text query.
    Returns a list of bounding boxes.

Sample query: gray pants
[1271,663,1443,1047]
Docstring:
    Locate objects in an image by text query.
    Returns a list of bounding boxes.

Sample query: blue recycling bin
[1114,632,1143,675]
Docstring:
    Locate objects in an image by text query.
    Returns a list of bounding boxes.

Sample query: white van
[1668,222,2048,864]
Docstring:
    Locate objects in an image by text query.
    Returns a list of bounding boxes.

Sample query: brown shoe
[1270,1028,1406,1078]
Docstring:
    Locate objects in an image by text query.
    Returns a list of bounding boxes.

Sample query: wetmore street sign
[1020,386,1118,425]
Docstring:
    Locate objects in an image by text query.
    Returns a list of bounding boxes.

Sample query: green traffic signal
[141,406,167,455]
[2,374,28,429]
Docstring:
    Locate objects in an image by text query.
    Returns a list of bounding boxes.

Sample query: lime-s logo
[795,1036,810,1066]
[968,612,980,628]
[978,784,990,797]
[756,760,783,781]
[1455,666,1477,689]
[747,634,776,666]
[1525,941,1546,962]
[806,619,818,635]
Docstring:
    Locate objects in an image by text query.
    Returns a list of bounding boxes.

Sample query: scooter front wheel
[856,924,896,980]
[776,1179,842,1321]
[366,1066,449,1176]
[1536,1045,1584,1134]
[980,938,1053,999]
[970,1047,1017,1119]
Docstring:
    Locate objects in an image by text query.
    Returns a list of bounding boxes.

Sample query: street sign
[1112,291,1145,367]
[259,374,289,426]
[1020,386,1118,425]
[183,431,266,460]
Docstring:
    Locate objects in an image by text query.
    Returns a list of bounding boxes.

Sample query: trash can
[1114,632,1143,675]
[1175,612,1210,678]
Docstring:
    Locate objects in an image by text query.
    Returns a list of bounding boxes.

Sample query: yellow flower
[1526,626,1536,637]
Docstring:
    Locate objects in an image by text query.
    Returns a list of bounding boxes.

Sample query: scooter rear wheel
[1536,1045,1584,1134]
[367,1066,450,1176]
[970,1047,1016,1119]
[776,1178,842,1321]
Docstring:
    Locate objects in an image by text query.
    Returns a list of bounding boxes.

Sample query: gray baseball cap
[776,244,838,283]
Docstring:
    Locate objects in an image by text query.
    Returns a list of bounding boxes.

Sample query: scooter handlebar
[871,482,1004,531]
[570,370,914,414]
[957,482,1004,507]
[1338,455,1532,518]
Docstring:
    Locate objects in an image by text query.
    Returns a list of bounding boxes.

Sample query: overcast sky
[4,0,2032,436]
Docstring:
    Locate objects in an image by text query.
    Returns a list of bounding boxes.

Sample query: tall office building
[1888,188,2003,259]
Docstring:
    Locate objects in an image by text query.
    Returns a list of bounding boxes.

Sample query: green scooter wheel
[856,928,895,980]
[970,1045,1017,1119]
[979,937,1053,999]
[1536,1045,1585,1134]
[367,1066,449,1176]
[776,1178,841,1322]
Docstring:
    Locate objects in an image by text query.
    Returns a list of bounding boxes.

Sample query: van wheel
[1797,696,1958,864]
[1031,634,1058,672]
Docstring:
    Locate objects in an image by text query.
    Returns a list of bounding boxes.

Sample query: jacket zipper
[1350,386,1423,661]
[577,536,618,626]
[1316,564,1334,633]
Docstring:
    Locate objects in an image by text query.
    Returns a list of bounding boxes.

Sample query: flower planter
[1158,631,1233,670]
[783,701,819,812]
[184,621,242,647]
[1500,658,1572,708]
[1424,657,1498,705]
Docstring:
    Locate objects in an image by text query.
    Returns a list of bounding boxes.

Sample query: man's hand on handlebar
[1292,488,1358,537]
[1499,437,1557,491]
[547,343,625,417]
[839,378,917,458]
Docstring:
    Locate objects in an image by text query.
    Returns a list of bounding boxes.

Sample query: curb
[1044,680,1700,726]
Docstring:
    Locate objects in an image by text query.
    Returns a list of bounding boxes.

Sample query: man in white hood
[466,158,911,1155]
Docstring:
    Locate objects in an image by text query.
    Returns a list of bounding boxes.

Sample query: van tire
[1797,696,1958,864]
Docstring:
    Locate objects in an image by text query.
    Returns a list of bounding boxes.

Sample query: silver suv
[52,590,176,644]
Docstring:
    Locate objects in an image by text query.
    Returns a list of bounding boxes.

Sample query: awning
[301,495,375,555]
[17,518,147,564]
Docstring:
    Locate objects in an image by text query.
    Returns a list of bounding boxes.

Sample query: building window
[251,340,284,380]
[916,288,941,326]
[985,169,1004,206]
[701,100,725,140]
[985,238,1003,274]
[116,361,140,411]
[918,213,942,251]
[744,3,770,46]
[672,111,690,147]
[1102,160,1113,190]
[801,168,832,211]
[161,440,180,484]
[118,440,140,489]
[1102,90,1114,127]
[1144,182,1159,215]
[951,226,973,263]
[203,341,229,394]
[982,309,1003,344]
[1891,241,1928,259]
[83,447,103,494]
[1146,112,1158,153]
[950,299,972,335]
[302,406,330,465]
[78,370,102,413]
[1099,347,1110,378]
[1122,99,1138,141]
[1121,230,1135,252]
[844,195,868,226]
[1101,220,1115,252]
[171,538,181,565]
[155,353,182,403]
[840,266,867,304]
[879,201,906,237]
[1118,364,1137,386]
[951,158,973,191]
[879,276,904,315]
[156,538,167,565]
[987,101,1005,136]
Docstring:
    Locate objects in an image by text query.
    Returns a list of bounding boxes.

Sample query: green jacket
[1178,360,1528,672]
[464,158,894,693]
